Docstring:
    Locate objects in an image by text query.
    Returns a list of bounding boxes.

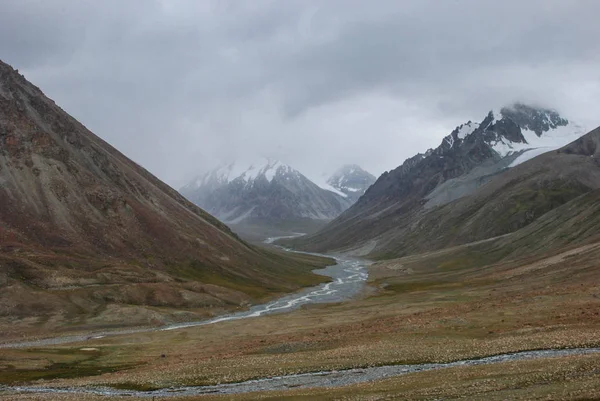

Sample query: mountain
[0,60,330,335]
[180,158,353,225]
[285,104,592,257]
[320,164,376,203]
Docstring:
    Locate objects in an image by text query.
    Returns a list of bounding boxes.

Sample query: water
[3,347,599,397]
[3,236,596,397]
[0,235,369,348]
[161,254,368,331]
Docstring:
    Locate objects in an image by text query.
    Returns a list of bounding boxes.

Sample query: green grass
[165,250,333,301]
[383,280,454,294]
[0,362,137,384]
[109,381,163,391]
[0,348,141,385]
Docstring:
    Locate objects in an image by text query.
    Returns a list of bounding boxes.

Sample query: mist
[2,0,599,187]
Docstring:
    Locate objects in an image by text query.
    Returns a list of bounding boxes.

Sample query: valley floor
[2,238,600,399]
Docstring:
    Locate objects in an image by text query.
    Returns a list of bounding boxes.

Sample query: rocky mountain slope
[286,104,593,257]
[320,164,376,203]
[0,60,330,335]
[180,158,354,225]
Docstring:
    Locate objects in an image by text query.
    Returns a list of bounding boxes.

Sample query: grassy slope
[0,246,333,341]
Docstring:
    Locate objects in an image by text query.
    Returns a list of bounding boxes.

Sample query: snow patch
[190,158,297,190]
[456,122,479,140]
[491,122,587,159]
[320,183,348,198]
[508,147,555,167]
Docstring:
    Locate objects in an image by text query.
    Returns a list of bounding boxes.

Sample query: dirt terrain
[2,235,600,399]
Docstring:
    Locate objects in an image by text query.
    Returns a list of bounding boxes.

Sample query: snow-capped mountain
[423,103,586,207]
[322,165,376,203]
[438,104,586,167]
[181,159,289,196]
[180,158,353,224]
[288,103,590,256]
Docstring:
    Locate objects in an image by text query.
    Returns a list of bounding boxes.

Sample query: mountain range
[3,54,598,347]
[285,104,594,257]
[180,159,375,229]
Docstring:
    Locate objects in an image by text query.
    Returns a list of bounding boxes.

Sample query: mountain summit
[324,164,376,203]
[181,158,353,225]
[287,103,589,256]
[436,103,584,166]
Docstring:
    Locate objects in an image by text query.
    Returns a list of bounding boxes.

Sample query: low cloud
[2,0,599,186]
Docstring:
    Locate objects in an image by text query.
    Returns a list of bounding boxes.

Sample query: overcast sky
[2,0,600,187]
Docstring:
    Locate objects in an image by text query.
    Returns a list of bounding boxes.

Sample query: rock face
[287,104,592,257]
[0,60,327,330]
[324,164,376,203]
[181,158,353,224]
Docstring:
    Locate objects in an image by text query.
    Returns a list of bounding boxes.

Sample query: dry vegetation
[2,235,600,399]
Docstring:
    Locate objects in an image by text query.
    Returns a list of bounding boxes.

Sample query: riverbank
[4,347,600,398]
[2,239,600,399]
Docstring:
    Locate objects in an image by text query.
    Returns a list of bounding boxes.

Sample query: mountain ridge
[323,164,376,203]
[285,104,591,257]
[181,158,375,225]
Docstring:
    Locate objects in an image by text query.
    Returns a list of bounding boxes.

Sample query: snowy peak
[182,158,295,193]
[232,159,294,184]
[325,164,376,202]
[484,104,585,160]
[384,103,586,208]
[442,121,480,149]
[434,103,585,162]
[180,158,354,224]
[499,103,569,137]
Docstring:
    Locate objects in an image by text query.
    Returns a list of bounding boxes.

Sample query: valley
[2,234,600,399]
[2,26,600,399]
[0,237,369,350]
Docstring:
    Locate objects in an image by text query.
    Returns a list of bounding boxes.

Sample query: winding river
[1,237,599,397]
[0,236,368,349]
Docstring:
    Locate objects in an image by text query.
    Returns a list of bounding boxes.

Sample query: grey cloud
[1,0,599,186]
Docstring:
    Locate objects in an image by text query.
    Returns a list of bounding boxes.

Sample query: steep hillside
[286,105,591,257]
[372,128,600,258]
[181,158,353,224]
[0,60,330,335]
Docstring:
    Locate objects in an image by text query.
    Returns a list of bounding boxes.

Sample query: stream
[0,235,368,349]
[2,348,600,397]
[1,236,599,397]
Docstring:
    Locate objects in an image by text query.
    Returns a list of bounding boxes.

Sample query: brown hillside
[0,60,329,338]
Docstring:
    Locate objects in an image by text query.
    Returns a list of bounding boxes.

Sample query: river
[0,235,369,348]
[2,237,598,398]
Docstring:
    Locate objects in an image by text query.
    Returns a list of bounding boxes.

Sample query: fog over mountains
[181,158,375,224]
[288,103,592,256]
[2,1,600,187]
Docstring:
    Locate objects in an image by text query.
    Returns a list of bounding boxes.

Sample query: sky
[2,0,600,188]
